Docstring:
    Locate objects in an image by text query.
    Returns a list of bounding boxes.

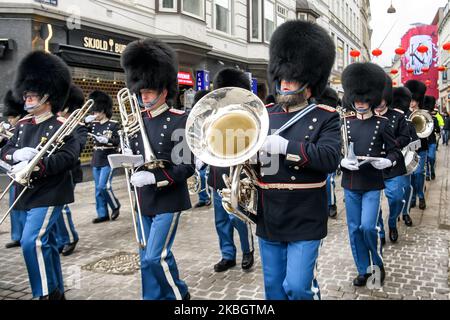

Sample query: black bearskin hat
[121,38,178,101]
[268,20,335,98]
[392,87,412,113]
[214,68,251,90]
[383,74,393,107]
[404,80,426,108]
[193,90,210,107]
[65,85,85,114]
[3,90,26,118]
[342,62,386,109]
[89,90,113,119]
[423,95,436,112]
[14,51,71,114]
[316,86,339,108]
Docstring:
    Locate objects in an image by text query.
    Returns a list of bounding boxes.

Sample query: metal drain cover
[82,252,140,275]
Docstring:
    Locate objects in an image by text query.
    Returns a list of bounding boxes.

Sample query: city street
[1,144,449,300]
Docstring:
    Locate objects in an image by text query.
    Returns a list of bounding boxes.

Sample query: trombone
[0,99,94,226]
[108,88,168,249]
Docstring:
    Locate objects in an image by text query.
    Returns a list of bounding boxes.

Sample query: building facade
[437,1,450,113]
[0,0,371,162]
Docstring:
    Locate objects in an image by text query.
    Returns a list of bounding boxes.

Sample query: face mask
[354,104,371,114]
[138,92,162,109]
[276,82,308,96]
[24,94,49,112]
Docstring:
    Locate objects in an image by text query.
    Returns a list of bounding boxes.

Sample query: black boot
[419,198,426,210]
[5,240,21,249]
[111,208,120,221]
[183,291,191,300]
[380,237,386,247]
[92,216,110,224]
[40,288,66,300]
[61,240,78,256]
[431,172,436,180]
[389,228,398,243]
[242,251,254,270]
[403,214,413,227]
[328,205,338,219]
[353,274,371,287]
[214,259,236,272]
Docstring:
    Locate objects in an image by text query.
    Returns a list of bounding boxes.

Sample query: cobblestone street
[1,146,450,301]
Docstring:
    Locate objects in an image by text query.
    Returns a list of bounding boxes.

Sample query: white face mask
[24,94,49,112]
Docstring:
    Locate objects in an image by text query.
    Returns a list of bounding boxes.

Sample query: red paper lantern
[350,50,361,58]
[443,42,450,51]
[407,68,414,74]
[438,65,447,72]
[395,47,406,56]
[417,45,429,54]
[390,69,399,75]
[421,66,430,73]
[372,48,383,57]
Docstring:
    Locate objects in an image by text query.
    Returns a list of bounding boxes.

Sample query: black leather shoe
[62,240,78,256]
[410,202,416,209]
[194,201,211,208]
[380,237,386,247]
[353,274,371,287]
[5,240,20,249]
[111,208,120,221]
[183,291,191,300]
[39,288,66,300]
[403,214,413,227]
[426,176,431,181]
[379,265,386,286]
[431,173,436,180]
[242,251,254,270]
[419,198,426,210]
[389,228,398,243]
[328,205,338,219]
[214,259,236,272]
[92,216,110,224]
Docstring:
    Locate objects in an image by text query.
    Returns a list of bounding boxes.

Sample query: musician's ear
[305,87,312,99]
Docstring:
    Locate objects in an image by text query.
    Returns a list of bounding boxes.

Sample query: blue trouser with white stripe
[344,189,383,276]
[401,174,413,216]
[92,166,120,218]
[55,204,79,250]
[411,150,427,202]
[198,167,210,203]
[21,206,64,298]
[213,190,254,260]
[326,173,336,209]
[138,212,188,300]
[426,143,437,178]
[377,176,404,238]
[9,186,26,242]
[258,238,321,300]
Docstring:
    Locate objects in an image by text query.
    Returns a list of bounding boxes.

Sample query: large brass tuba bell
[185,87,269,224]
[409,109,434,138]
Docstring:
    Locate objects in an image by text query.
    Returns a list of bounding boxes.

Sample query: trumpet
[0,99,94,226]
[0,122,14,140]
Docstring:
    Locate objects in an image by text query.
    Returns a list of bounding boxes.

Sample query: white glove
[1,123,11,130]
[260,135,289,155]
[85,115,97,123]
[195,158,204,171]
[123,147,133,156]
[341,158,359,171]
[13,147,38,163]
[371,158,393,170]
[130,171,156,187]
[11,161,29,174]
[94,135,109,144]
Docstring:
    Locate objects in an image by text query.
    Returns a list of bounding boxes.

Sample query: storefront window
[215,0,231,33]
[264,0,275,43]
[182,0,204,19]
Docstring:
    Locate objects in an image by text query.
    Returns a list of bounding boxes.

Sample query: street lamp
[387,1,396,14]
